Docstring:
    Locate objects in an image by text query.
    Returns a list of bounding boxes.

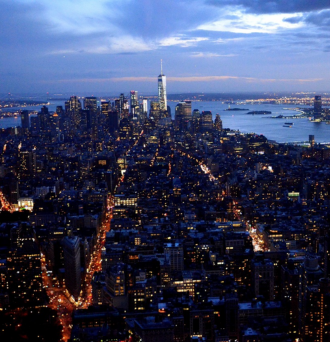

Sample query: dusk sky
[1,0,330,95]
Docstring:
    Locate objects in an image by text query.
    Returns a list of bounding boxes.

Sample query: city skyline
[1,0,330,94]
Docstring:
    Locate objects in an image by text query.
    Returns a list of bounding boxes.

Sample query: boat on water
[283,122,293,127]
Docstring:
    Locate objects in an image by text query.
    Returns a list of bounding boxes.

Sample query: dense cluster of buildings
[0,67,330,342]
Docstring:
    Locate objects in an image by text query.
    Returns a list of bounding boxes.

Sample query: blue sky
[1,0,330,94]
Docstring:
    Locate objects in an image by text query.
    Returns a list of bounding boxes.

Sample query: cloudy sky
[1,0,330,95]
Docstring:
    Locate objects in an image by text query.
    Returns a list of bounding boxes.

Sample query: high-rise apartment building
[158,60,167,111]
[18,148,36,179]
[7,223,44,308]
[252,259,274,301]
[303,278,330,342]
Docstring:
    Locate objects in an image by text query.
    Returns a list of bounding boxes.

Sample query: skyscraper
[119,93,125,114]
[68,96,82,130]
[142,99,148,114]
[314,95,322,121]
[175,101,191,130]
[158,60,167,111]
[21,110,29,130]
[84,97,97,112]
[150,101,160,122]
[38,105,49,132]
[214,114,222,131]
[192,109,201,133]
[130,91,139,119]
[201,111,213,132]
[108,110,119,134]
[63,236,81,300]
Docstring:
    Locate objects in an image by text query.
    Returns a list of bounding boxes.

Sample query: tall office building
[69,96,82,113]
[214,113,223,131]
[114,99,121,113]
[63,236,81,300]
[142,99,148,114]
[100,101,110,129]
[21,110,29,130]
[101,101,110,116]
[158,60,167,111]
[130,91,139,119]
[68,96,82,130]
[84,97,97,112]
[150,101,160,122]
[83,98,98,137]
[130,91,138,110]
[119,94,129,119]
[314,95,322,121]
[175,101,192,130]
[108,110,119,134]
[119,93,125,114]
[30,116,40,134]
[192,109,201,133]
[201,111,213,132]
[138,99,148,122]
[38,105,49,132]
